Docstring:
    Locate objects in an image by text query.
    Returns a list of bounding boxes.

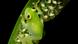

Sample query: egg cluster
[32,0,64,22]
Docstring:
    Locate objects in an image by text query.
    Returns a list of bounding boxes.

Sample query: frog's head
[22,7,43,40]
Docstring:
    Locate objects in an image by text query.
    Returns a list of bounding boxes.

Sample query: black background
[0,0,77,44]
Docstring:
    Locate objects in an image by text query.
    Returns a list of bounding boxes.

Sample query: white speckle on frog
[22,29,26,32]
[16,39,21,42]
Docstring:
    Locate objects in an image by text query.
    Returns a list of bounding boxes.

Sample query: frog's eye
[27,14,31,19]
[24,13,31,20]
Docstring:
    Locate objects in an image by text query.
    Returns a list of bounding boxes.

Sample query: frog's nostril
[32,6,35,9]
[36,10,38,12]
[24,19,27,23]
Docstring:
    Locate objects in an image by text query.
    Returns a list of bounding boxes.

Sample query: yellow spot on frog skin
[25,34,29,36]
[22,29,26,32]
[16,39,21,42]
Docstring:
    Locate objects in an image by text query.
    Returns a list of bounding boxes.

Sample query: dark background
[0,0,77,44]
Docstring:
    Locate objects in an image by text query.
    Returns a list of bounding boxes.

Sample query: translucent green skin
[24,8,43,40]
[8,8,43,44]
